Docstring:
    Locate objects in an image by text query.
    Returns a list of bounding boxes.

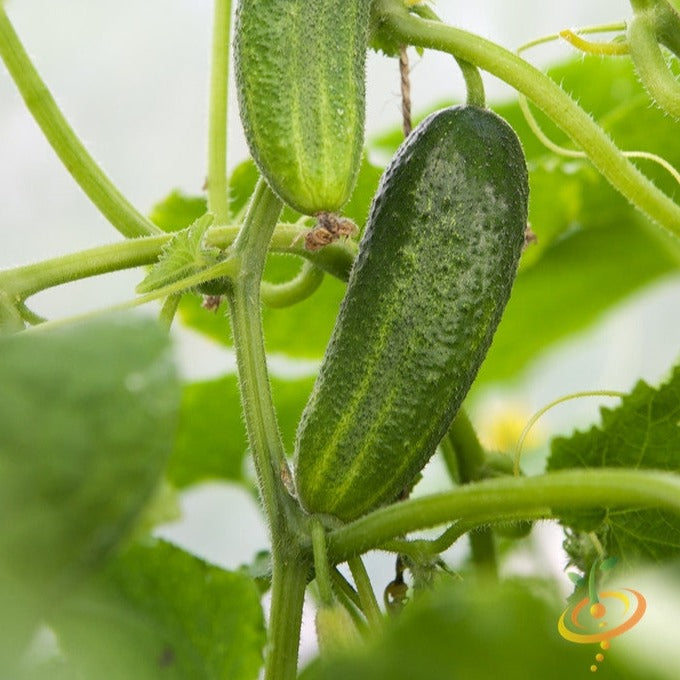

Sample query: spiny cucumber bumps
[294,106,529,521]
[234,0,371,215]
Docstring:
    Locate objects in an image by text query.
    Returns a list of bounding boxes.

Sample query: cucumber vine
[1,1,679,679]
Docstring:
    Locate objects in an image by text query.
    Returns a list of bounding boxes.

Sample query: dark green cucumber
[234,0,371,215]
[294,106,529,521]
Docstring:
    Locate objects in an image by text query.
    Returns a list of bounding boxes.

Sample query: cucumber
[234,0,371,216]
[294,106,529,521]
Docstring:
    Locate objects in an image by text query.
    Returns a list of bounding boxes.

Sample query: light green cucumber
[294,106,529,521]
[234,0,371,215]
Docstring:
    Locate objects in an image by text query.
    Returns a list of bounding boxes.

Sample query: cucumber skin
[294,106,529,521]
[234,0,371,216]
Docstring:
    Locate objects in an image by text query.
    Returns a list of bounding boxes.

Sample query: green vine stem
[312,520,335,606]
[0,7,159,239]
[630,0,680,57]
[411,4,485,107]
[347,557,383,629]
[628,11,680,119]
[382,508,552,560]
[330,568,362,611]
[158,294,181,330]
[226,178,289,528]
[266,556,310,680]
[373,0,680,240]
[441,411,497,579]
[455,58,486,107]
[22,256,240,334]
[325,469,680,562]
[0,223,355,303]
[207,0,232,224]
[261,261,324,308]
[226,178,309,680]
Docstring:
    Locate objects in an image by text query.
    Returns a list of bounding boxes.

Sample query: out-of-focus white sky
[1,1,679,671]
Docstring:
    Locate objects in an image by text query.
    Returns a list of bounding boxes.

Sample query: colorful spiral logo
[558,588,646,672]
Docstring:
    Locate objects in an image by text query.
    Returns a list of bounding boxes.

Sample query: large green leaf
[548,364,680,567]
[30,539,265,680]
[476,215,677,385]
[300,580,655,680]
[168,373,315,489]
[0,315,179,664]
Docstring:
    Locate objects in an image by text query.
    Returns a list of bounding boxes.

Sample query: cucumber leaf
[0,315,178,665]
[136,214,217,294]
[548,364,680,567]
[31,539,265,680]
[300,579,652,680]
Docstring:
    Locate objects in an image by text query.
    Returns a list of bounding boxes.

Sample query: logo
[558,557,646,673]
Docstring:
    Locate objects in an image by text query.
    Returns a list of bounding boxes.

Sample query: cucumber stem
[442,411,498,579]
[325,469,680,562]
[266,556,309,680]
[158,294,182,330]
[347,557,383,628]
[456,58,486,107]
[311,520,335,607]
[0,222,355,303]
[261,261,324,308]
[227,179,310,680]
[227,178,288,527]
[409,3,486,107]
[373,0,680,240]
[0,7,159,238]
[207,0,232,223]
[628,11,680,119]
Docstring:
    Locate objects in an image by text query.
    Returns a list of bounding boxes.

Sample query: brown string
[399,44,412,137]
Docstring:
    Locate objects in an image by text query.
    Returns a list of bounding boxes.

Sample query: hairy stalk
[158,294,181,330]
[373,0,680,240]
[0,235,169,302]
[23,256,240,333]
[518,94,680,186]
[226,179,308,680]
[382,509,551,559]
[330,568,362,611]
[311,521,334,606]
[628,11,680,119]
[266,556,310,680]
[227,178,287,531]
[326,469,680,562]
[442,411,497,579]
[411,4,486,107]
[347,557,382,628]
[261,261,324,308]
[207,0,232,223]
[0,7,159,238]
[455,58,486,107]
[0,223,355,303]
